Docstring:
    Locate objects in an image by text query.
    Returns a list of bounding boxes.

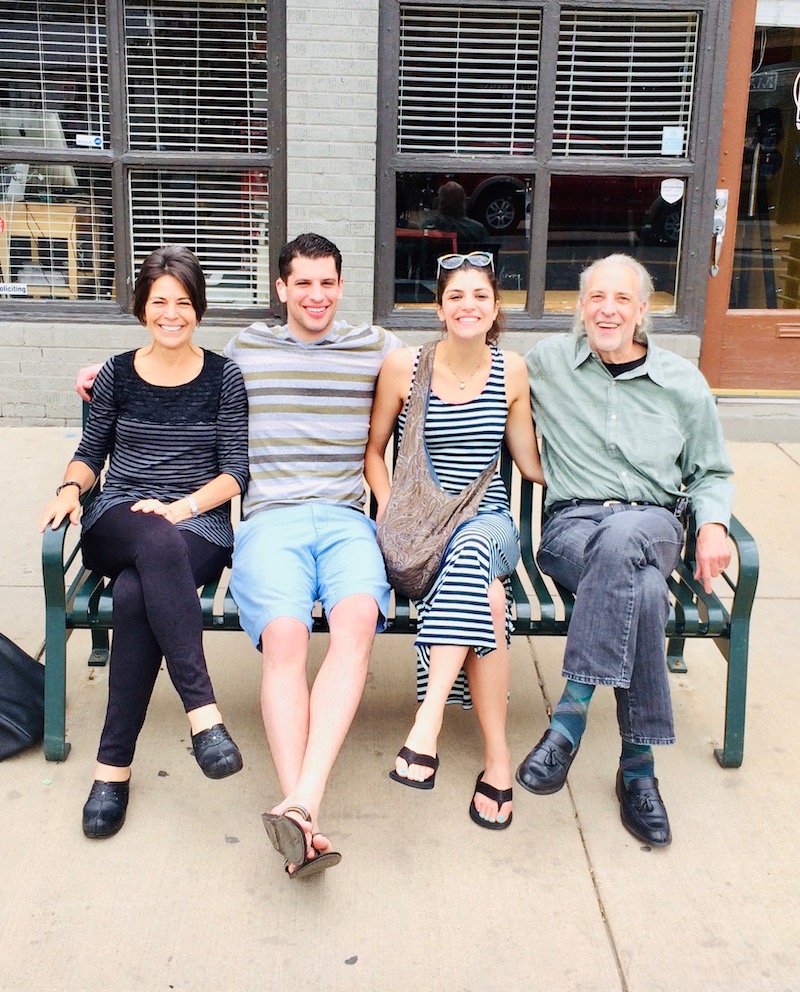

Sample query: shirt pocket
[632,413,684,471]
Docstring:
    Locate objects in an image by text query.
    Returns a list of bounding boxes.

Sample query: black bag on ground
[0,632,45,760]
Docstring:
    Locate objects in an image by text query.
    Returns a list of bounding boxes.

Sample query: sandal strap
[397,746,439,771]
[474,776,513,807]
[283,804,311,822]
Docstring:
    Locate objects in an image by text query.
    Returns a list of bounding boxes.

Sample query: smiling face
[276,254,344,341]
[144,274,198,351]
[579,260,648,364]
[436,266,500,342]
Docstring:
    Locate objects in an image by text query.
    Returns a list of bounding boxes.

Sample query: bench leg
[714,627,748,769]
[666,636,688,674]
[88,628,110,666]
[43,612,71,762]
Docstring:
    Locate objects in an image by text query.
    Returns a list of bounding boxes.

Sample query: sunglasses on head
[436,251,495,273]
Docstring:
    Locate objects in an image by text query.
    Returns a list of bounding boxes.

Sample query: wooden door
[701,0,800,389]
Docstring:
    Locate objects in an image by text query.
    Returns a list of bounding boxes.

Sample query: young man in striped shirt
[224,233,403,877]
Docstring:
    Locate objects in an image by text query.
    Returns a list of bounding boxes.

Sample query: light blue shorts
[230,502,390,645]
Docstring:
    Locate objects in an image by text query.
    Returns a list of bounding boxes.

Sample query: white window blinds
[397,5,540,155]
[0,1,109,152]
[125,0,268,153]
[554,10,699,157]
[129,169,270,305]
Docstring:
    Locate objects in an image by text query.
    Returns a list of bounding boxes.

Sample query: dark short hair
[435,257,505,346]
[132,245,207,324]
[278,232,342,282]
[436,181,468,219]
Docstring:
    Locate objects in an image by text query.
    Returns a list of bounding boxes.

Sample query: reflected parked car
[397,172,683,245]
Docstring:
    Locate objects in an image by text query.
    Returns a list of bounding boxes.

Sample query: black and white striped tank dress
[398,345,521,708]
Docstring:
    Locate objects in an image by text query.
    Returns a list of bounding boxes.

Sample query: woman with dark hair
[40,245,249,839]
[365,251,543,830]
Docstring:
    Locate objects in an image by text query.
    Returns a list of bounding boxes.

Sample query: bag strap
[395,341,436,463]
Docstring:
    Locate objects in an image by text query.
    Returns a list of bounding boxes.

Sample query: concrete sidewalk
[1,427,798,992]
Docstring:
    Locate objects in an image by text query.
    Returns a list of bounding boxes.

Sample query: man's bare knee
[260,617,310,670]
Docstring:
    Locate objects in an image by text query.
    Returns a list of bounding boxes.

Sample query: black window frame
[0,0,286,324]
[375,0,732,335]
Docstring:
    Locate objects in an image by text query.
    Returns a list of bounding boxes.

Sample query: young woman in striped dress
[40,246,249,839]
[365,251,544,829]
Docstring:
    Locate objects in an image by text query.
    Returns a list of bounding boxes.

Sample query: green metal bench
[41,443,759,768]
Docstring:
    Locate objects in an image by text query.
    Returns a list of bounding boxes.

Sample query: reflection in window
[731,26,800,310]
[545,175,683,313]
[395,171,531,307]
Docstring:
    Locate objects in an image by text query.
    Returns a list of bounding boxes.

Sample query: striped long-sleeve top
[225,320,403,518]
[73,349,249,548]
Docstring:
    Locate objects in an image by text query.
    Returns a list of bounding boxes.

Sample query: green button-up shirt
[525,333,733,530]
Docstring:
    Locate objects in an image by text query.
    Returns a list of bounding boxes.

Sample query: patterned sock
[619,740,655,786]
[549,680,595,749]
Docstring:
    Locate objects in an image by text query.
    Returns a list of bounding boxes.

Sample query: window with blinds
[0,0,276,309]
[125,1,270,306]
[0,1,109,153]
[554,11,699,157]
[398,5,540,155]
[129,169,269,305]
[126,1,268,153]
[383,2,706,319]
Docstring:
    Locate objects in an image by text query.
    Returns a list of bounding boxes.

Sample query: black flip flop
[469,771,513,830]
[389,746,439,790]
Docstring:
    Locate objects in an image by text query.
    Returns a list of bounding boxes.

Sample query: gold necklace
[444,348,486,389]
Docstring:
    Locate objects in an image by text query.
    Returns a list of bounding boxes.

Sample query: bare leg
[395,643,470,784]
[464,578,512,824]
[260,617,312,796]
[264,594,378,868]
[94,762,131,783]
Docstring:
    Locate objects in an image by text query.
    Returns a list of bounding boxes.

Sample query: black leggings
[81,503,231,767]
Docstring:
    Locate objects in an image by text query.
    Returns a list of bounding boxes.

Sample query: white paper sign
[661,126,685,156]
[660,178,685,204]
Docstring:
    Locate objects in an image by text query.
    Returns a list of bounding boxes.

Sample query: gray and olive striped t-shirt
[225,320,403,518]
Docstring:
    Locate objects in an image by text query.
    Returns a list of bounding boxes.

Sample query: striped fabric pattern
[225,320,403,518]
[73,350,249,548]
[415,512,519,708]
[401,346,521,708]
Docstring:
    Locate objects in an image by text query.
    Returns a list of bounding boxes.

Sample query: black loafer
[515,729,579,795]
[82,778,130,839]
[615,770,672,847]
[191,724,243,779]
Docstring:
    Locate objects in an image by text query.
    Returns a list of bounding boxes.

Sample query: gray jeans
[537,504,685,745]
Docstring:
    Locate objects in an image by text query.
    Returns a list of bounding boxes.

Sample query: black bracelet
[56,480,82,497]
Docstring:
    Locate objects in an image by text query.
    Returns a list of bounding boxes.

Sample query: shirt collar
[573,332,668,387]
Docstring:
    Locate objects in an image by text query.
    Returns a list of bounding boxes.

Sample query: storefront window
[545,175,683,314]
[0,0,278,311]
[730,21,800,309]
[379,2,702,324]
